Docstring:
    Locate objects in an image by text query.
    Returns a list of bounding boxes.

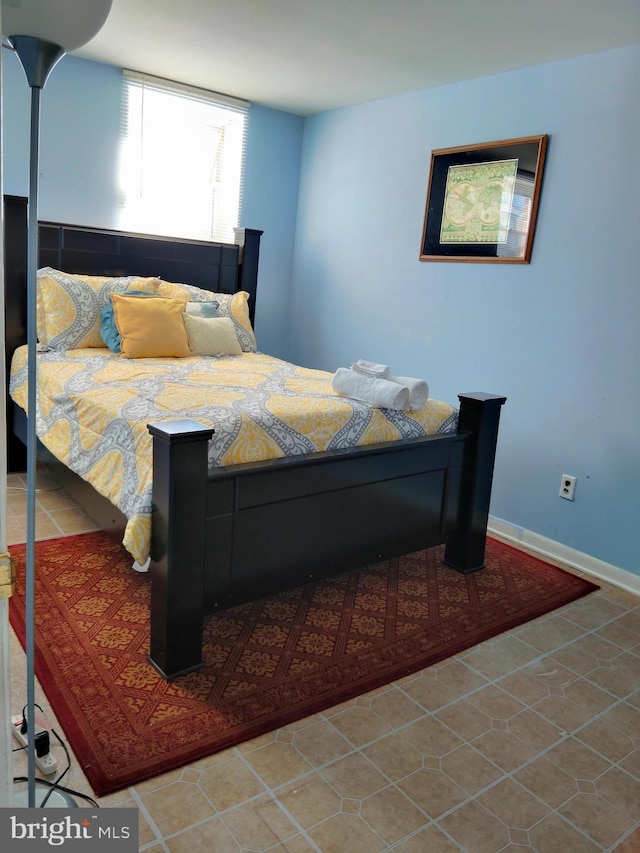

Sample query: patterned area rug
[9,532,598,796]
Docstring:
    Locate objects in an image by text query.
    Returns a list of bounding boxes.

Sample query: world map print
[440,158,518,244]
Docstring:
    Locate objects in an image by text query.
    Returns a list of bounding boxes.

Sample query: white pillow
[157,279,256,352]
[183,315,242,356]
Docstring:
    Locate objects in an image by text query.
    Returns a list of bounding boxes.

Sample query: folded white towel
[351,359,390,378]
[387,375,429,410]
[332,368,410,411]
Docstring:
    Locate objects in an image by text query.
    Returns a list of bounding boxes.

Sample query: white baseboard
[488,517,640,597]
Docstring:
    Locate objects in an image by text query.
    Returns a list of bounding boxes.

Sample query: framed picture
[419,134,548,264]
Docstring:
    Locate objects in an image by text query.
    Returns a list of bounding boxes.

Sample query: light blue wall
[291,45,640,577]
[243,104,303,355]
[1,52,304,359]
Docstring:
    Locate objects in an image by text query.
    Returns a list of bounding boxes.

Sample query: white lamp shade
[1,0,112,51]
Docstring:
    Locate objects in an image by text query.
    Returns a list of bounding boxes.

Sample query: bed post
[444,392,506,574]
[146,419,214,680]
[235,227,263,326]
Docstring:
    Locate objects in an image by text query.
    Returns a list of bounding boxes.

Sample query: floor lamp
[1,0,112,808]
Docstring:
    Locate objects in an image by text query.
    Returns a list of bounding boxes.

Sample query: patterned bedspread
[10,347,458,563]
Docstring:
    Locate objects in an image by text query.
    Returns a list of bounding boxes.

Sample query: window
[497,173,535,259]
[119,71,248,243]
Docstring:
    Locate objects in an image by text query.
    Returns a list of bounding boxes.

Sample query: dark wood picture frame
[419,134,548,264]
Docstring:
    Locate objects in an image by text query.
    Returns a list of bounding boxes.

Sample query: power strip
[11,715,57,776]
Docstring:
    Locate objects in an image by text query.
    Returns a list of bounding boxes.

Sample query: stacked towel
[387,375,429,410]
[332,360,430,411]
[331,368,409,411]
[351,359,390,378]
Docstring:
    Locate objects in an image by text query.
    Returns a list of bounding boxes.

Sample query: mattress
[10,347,458,563]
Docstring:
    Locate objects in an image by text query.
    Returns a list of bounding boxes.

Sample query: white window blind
[497,173,535,259]
[119,70,249,243]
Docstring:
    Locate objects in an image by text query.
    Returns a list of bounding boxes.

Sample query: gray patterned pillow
[37,267,159,350]
[156,279,257,352]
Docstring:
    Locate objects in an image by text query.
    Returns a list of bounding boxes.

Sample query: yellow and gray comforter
[10,347,458,563]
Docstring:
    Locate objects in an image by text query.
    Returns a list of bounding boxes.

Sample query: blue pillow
[185,301,220,319]
[100,291,160,353]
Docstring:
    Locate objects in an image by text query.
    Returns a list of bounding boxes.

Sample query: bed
[4,194,506,680]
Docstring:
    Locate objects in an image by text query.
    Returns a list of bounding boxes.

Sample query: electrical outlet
[11,714,57,775]
[559,474,576,501]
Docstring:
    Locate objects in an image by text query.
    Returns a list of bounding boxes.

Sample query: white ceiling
[74,0,640,115]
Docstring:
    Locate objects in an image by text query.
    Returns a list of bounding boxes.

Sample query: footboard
[147,392,506,679]
[201,434,465,611]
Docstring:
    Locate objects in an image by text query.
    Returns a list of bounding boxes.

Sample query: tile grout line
[129,782,192,852]
[224,597,637,851]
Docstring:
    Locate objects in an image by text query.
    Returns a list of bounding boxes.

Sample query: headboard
[3,194,263,469]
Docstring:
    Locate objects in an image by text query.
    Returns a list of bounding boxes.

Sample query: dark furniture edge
[146,393,506,679]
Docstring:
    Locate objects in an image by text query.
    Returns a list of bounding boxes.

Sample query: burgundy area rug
[9,531,598,796]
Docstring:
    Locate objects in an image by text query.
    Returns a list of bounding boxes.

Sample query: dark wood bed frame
[4,194,506,680]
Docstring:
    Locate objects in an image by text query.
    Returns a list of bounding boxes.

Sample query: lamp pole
[0,2,10,810]
[2,0,112,809]
[7,36,64,807]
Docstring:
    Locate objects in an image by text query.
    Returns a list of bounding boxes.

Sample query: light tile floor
[6,469,640,852]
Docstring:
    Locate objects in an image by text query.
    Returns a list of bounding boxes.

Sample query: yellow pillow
[111,294,190,358]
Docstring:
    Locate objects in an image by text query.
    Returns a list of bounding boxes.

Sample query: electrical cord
[14,701,100,808]
[38,727,71,807]
[21,701,44,733]
[12,778,99,808]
